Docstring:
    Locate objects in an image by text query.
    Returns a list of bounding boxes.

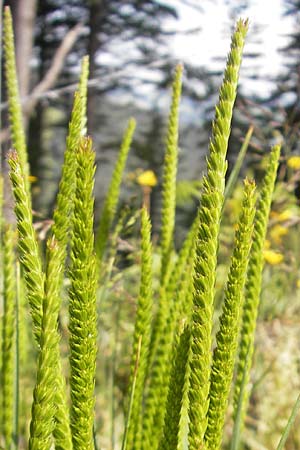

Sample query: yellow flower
[287,156,300,170]
[137,170,157,187]
[263,249,284,265]
[269,224,288,245]
[277,209,293,222]
[28,175,38,183]
[264,239,271,250]
[297,279,300,289]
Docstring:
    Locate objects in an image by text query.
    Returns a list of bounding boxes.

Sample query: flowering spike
[205,178,256,449]
[233,145,281,431]
[69,136,97,449]
[3,7,30,189]
[95,118,136,262]
[126,207,153,449]
[2,225,16,449]
[188,19,248,449]
[161,64,183,285]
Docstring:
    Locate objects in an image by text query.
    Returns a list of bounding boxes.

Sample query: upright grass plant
[0,8,298,450]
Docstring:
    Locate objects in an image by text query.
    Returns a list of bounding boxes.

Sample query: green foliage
[1,11,299,450]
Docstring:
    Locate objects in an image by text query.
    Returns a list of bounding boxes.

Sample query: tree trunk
[87,0,105,134]
[8,0,37,97]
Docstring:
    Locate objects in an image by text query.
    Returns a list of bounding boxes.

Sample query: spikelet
[160,64,183,285]
[95,118,136,262]
[3,7,30,189]
[205,178,256,449]
[126,208,153,450]
[69,137,97,449]
[233,145,281,429]
[29,238,63,450]
[2,225,16,449]
[160,325,191,450]
[8,150,44,341]
[188,19,248,449]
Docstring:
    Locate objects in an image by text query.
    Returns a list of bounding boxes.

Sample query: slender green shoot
[160,325,191,450]
[2,225,16,449]
[160,64,183,285]
[276,393,300,450]
[126,208,153,450]
[8,150,44,342]
[95,118,136,262]
[122,336,142,450]
[3,6,29,188]
[205,179,256,449]
[29,238,63,450]
[233,145,281,426]
[188,19,248,450]
[69,136,97,449]
[230,344,251,450]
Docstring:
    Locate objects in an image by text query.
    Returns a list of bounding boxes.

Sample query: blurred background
[1,0,300,239]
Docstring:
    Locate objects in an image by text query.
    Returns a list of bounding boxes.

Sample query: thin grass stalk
[233,145,281,427]
[205,178,256,449]
[126,208,153,450]
[276,393,300,450]
[95,118,136,262]
[3,7,29,188]
[2,225,16,449]
[29,238,63,450]
[69,137,97,449]
[188,20,248,450]
[160,64,183,285]
[160,325,191,450]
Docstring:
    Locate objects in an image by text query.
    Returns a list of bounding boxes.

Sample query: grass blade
[276,393,300,450]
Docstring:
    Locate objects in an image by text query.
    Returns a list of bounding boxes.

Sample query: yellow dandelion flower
[297,279,300,289]
[287,156,300,170]
[263,249,284,265]
[269,224,288,245]
[137,170,158,187]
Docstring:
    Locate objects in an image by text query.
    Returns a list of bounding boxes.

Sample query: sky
[164,0,294,97]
